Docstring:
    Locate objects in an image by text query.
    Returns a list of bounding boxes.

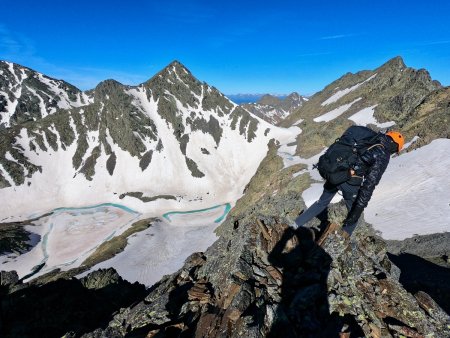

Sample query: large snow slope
[366,139,450,240]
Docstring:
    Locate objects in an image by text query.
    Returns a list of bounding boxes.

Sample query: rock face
[242,92,307,125]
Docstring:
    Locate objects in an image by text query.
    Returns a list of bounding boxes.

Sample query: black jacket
[353,133,392,208]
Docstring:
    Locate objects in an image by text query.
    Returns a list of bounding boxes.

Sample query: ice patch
[0,204,140,280]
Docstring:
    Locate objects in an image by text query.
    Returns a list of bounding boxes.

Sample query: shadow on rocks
[388,252,450,314]
[0,269,146,338]
[267,226,341,338]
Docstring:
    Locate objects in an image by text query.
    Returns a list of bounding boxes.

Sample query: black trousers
[294,181,360,232]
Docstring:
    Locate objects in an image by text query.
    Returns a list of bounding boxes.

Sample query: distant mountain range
[241,92,308,125]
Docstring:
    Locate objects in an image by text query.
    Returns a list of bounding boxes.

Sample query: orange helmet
[386,131,404,152]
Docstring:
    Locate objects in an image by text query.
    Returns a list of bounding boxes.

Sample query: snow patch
[314,98,362,122]
[403,136,419,150]
[301,183,342,208]
[348,105,395,128]
[321,74,377,106]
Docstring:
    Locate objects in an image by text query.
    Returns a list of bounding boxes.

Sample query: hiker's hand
[289,222,299,229]
[344,205,364,226]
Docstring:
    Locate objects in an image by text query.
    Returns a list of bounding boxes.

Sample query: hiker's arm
[356,147,389,208]
[345,148,389,224]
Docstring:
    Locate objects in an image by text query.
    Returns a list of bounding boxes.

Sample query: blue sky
[1,0,449,95]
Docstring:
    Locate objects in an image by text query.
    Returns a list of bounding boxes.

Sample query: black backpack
[317,126,380,185]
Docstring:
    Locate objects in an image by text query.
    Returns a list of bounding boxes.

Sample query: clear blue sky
[1,0,449,95]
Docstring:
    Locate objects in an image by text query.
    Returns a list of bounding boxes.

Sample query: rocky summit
[241,92,307,125]
[1,56,449,338]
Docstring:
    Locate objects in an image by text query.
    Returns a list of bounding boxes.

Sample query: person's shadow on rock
[267,226,342,338]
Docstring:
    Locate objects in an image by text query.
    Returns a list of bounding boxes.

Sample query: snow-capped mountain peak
[0,60,296,221]
[0,61,92,128]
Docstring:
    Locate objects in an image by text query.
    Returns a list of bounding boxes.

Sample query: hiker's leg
[294,182,337,227]
[339,182,361,234]
[339,182,360,211]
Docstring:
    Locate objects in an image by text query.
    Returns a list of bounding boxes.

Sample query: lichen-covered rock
[0,270,19,286]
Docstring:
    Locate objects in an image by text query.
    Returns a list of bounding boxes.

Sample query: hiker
[292,127,404,234]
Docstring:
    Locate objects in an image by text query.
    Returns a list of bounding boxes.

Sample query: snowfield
[366,139,450,240]
[286,139,450,241]
[321,74,377,106]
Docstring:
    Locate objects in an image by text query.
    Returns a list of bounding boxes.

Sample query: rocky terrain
[1,56,449,337]
[242,92,307,125]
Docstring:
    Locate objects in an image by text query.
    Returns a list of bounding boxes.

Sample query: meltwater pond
[81,203,231,286]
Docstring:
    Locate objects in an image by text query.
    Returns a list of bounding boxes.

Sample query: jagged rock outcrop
[401,86,450,150]
[242,92,307,125]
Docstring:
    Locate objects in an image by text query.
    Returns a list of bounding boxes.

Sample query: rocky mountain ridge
[281,56,445,157]
[0,61,91,128]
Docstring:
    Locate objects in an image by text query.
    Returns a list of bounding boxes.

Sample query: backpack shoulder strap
[366,143,384,151]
